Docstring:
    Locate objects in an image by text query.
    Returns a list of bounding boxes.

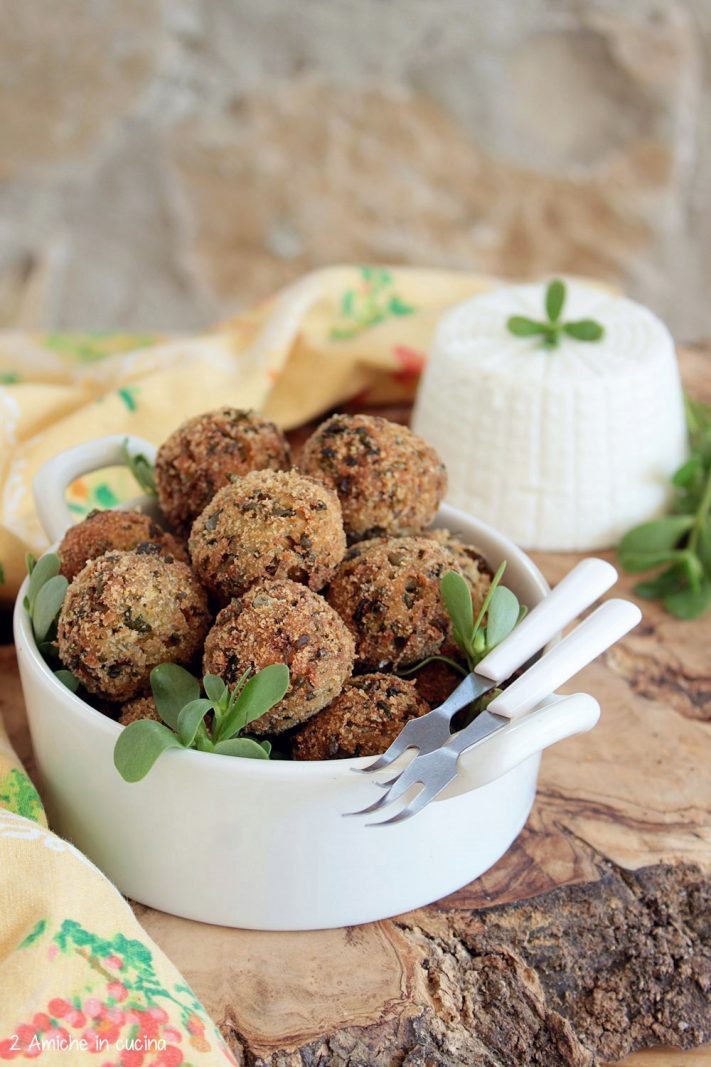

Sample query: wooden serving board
[1,346,709,1066]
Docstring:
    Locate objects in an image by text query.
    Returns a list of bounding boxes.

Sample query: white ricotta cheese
[412,281,688,551]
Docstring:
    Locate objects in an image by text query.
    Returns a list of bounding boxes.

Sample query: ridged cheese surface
[412,281,688,551]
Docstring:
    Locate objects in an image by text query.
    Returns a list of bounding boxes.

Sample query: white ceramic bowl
[14,437,600,930]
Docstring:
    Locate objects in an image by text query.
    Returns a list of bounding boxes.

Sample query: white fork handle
[475,557,618,683]
[440,692,600,800]
[488,598,641,719]
[33,434,158,543]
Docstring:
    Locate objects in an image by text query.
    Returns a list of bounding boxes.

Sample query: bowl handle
[33,434,157,544]
[438,691,600,801]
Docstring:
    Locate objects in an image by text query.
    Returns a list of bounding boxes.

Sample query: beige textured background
[2,0,711,338]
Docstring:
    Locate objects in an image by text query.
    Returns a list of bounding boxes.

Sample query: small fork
[353,557,617,776]
[349,597,641,825]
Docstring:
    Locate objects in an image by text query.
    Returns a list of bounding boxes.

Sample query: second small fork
[350,597,641,824]
[354,556,618,776]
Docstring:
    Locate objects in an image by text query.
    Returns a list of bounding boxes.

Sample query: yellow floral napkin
[0,773,236,1066]
[0,265,494,602]
[0,265,495,1064]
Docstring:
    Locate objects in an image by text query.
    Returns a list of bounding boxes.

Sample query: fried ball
[58,508,187,582]
[327,536,460,670]
[291,673,429,760]
[156,407,291,533]
[202,579,355,735]
[189,469,346,600]
[425,528,493,615]
[119,695,160,726]
[301,413,447,541]
[57,546,210,702]
[411,659,466,710]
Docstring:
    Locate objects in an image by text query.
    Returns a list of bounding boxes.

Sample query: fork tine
[354,672,483,774]
[367,783,438,826]
[352,747,407,774]
[344,758,423,817]
[352,723,419,773]
[343,789,394,817]
[374,772,402,788]
[368,760,423,809]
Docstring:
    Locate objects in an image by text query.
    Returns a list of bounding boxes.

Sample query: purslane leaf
[545,279,565,323]
[681,550,704,593]
[664,577,711,620]
[672,455,702,488]
[218,664,289,741]
[54,669,79,692]
[203,673,227,703]
[507,285,603,349]
[619,515,696,558]
[440,571,474,654]
[619,390,711,621]
[697,521,711,576]
[32,575,68,641]
[212,737,270,760]
[150,664,200,730]
[618,548,694,574]
[472,561,507,642]
[634,564,687,600]
[176,698,213,748]
[114,720,185,782]
[485,586,520,649]
[121,438,157,496]
[27,553,60,612]
[563,320,604,341]
[507,316,549,337]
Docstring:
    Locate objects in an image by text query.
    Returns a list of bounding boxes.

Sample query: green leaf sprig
[23,552,79,691]
[440,562,526,672]
[507,279,604,349]
[618,394,711,619]
[400,561,526,679]
[113,662,289,782]
[121,438,157,497]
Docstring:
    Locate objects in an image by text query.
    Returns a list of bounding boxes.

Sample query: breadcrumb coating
[202,578,354,734]
[189,468,346,600]
[156,407,291,533]
[327,536,460,670]
[425,528,493,616]
[301,413,446,541]
[410,658,466,710]
[118,694,160,726]
[57,546,210,701]
[291,673,429,760]
[58,509,187,582]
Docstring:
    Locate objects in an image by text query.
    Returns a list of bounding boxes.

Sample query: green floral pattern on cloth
[19,920,47,949]
[0,768,44,824]
[329,266,415,340]
[67,481,122,519]
[0,919,236,1064]
[117,386,140,413]
[44,334,156,363]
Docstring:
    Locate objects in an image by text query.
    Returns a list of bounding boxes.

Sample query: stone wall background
[2,0,711,339]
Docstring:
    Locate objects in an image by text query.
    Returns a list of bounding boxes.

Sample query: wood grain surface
[1,345,709,1065]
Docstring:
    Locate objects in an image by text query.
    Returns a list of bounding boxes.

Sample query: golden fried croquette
[301,414,446,541]
[202,578,354,734]
[156,407,291,533]
[189,469,346,600]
